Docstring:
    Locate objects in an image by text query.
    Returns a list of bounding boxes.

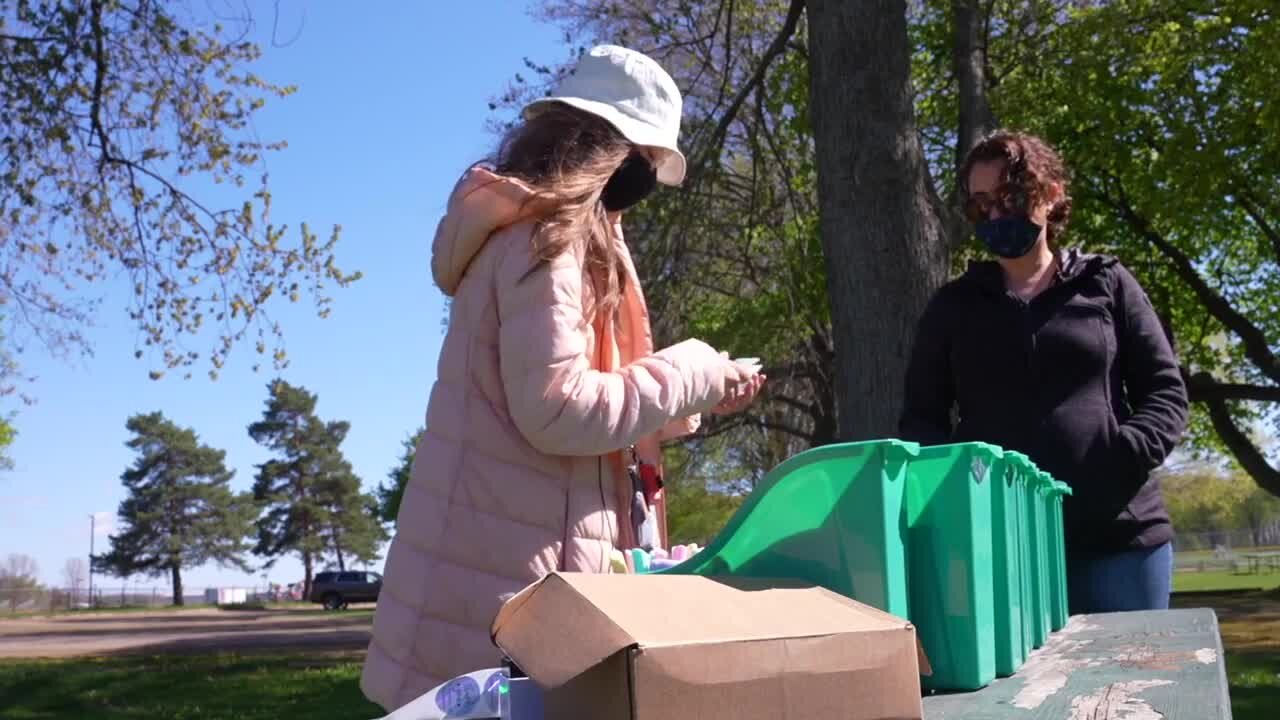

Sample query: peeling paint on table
[1195,648,1219,665]
[1068,680,1174,720]
[922,608,1231,719]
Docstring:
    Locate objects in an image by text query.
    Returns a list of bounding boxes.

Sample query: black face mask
[975,214,1043,259]
[601,153,658,212]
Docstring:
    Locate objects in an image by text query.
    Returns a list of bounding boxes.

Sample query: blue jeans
[1067,542,1173,614]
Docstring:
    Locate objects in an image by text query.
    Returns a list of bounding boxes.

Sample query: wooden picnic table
[1241,550,1280,574]
[922,608,1230,719]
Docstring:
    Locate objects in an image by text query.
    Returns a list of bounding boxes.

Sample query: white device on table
[374,668,507,720]
[373,666,545,720]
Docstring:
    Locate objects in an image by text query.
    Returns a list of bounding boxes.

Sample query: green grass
[0,654,382,720]
[0,591,1274,719]
[0,602,355,621]
[1174,547,1280,575]
[0,605,192,620]
[1173,589,1280,720]
[1174,570,1280,593]
[1228,651,1280,720]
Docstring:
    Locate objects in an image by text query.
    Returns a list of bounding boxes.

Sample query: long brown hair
[491,102,633,321]
[960,130,1074,245]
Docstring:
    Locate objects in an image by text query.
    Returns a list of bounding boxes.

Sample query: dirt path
[0,607,373,658]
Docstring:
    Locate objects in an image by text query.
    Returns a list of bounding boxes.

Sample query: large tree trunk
[302,551,314,600]
[805,0,952,441]
[952,0,998,171]
[948,0,1000,247]
[333,535,346,572]
[171,563,184,607]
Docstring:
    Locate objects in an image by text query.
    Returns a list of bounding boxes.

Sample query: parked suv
[309,571,382,610]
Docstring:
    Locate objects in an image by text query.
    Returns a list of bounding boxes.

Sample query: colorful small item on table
[610,543,703,573]
[648,557,679,571]
[631,548,651,573]
[609,549,628,574]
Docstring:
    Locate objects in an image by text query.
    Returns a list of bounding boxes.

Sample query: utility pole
[88,514,95,608]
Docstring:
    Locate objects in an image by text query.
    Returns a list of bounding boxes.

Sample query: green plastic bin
[1048,480,1072,631]
[905,442,999,691]
[662,439,919,619]
[1034,471,1055,645]
[1022,468,1047,648]
[1003,452,1036,658]
[989,454,1026,676]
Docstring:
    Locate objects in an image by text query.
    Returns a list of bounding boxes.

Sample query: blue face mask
[975,215,1043,259]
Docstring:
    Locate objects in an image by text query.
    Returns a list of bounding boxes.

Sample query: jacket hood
[961,247,1116,296]
[431,166,551,296]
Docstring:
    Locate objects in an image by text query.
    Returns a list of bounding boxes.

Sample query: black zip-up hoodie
[899,248,1189,556]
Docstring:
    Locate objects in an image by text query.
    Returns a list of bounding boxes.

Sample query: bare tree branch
[1184,370,1280,404]
[1200,394,1280,496]
[89,0,112,173]
[1096,181,1280,385]
[270,0,307,48]
[0,33,60,43]
[696,413,817,444]
[683,0,804,187]
[1235,189,1280,265]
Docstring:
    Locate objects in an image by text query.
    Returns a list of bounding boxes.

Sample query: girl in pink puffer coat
[361,45,765,711]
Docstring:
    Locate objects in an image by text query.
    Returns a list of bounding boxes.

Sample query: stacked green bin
[989,454,1026,676]
[659,438,1073,690]
[661,439,919,619]
[1003,451,1039,656]
[1047,480,1073,631]
[905,442,1000,691]
[1023,469,1048,647]
[1035,471,1056,645]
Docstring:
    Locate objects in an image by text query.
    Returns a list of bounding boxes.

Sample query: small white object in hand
[734,357,762,373]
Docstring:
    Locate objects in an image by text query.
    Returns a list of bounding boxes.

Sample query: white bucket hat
[523,44,687,186]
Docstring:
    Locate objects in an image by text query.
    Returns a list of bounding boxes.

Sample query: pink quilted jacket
[361,167,735,710]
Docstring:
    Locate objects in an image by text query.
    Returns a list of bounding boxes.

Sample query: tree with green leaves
[249,379,385,596]
[1236,483,1280,547]
[509,0,1280,501]
[1161,462,1280,547]
[0,0,359,382]
[0,553,42,611]
[376,426,423,525]
[0,322,22,471]
[95,411,254,605]
[0,413,14,472]
[907,0,1280,494]
[661,443,747,545]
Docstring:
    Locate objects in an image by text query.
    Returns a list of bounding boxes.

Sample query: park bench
[1241,550,1280,575]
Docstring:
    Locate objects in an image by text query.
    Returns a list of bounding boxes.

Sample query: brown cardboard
[491,573,923,720]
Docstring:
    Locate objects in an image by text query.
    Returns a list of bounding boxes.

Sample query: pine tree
[97,412,255,605]
[308,418,385,571]
[249,380,386,596]
[376,427,424,524]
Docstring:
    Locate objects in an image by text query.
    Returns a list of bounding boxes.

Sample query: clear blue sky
[0,2,570,590]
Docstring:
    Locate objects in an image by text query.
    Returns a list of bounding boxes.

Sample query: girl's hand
[712,372,766,416]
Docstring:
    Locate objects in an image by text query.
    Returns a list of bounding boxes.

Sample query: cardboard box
[491,573,924,720]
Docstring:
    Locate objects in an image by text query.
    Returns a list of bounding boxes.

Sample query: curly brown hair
[491,102,634,322]
[960,130,1074,245]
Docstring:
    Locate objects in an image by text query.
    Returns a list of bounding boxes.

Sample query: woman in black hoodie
[899,131,1189,614]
